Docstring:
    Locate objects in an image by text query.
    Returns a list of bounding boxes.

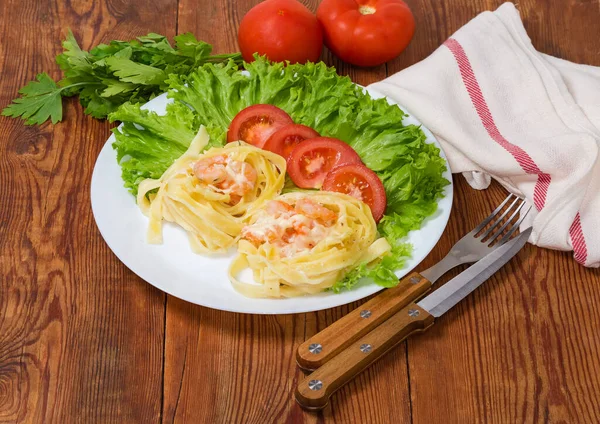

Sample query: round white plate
[91,88,453,314]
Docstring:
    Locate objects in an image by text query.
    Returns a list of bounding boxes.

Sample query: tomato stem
[358,5,376,15]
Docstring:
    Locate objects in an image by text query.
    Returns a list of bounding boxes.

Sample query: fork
[297,193,532,371]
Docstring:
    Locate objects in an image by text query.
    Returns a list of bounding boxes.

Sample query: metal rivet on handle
[308,343,322,354]
[360,310,372,319]
[360,343,372,353]
[308,380,323,391]
[408,309,420,317]
[410,276,421,284]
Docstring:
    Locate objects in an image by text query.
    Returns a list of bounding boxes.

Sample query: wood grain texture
[0,0,177,422]
[397,1,600,423]
[410,180,600,424]
[0,0,599,423]
[167,1,407,422]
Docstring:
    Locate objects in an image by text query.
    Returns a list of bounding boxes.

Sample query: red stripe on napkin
[443,38,550,210]
[569,213,588,264]
[444,37,588,265]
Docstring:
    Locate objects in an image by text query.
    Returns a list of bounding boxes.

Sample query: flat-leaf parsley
[2,30,242,125]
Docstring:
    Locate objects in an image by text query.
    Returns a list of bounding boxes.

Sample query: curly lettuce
[109,57,449,290]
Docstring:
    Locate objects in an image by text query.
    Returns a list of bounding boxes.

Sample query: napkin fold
[369,2,600,267]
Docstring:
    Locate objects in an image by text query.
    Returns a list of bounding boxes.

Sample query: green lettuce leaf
[109,101,198,192]
[109,57,449,289]
[331,237,413,292]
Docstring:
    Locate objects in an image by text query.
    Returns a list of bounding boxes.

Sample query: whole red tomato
[238,0,323,64]
[316,0,415,67]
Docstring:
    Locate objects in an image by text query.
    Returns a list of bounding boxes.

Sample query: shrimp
[294,198,338,226]
[266,200,295,217]
[241,198,338,256]
[193,155,228,185]
[242,201,293,246]
[241,226,281,246]
[193,155,258,199]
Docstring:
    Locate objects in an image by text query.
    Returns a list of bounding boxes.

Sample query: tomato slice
[322,163,387,223]
[287,137,362,189]
[262,124,320,159]
[227,104,293,148]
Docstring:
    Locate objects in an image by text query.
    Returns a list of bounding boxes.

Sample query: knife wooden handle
[296,272,431,371]
[295,303,434,411]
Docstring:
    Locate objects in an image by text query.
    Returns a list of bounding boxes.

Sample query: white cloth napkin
[369,2,600,267]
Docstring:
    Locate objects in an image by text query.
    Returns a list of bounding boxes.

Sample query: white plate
[91,88,453,314]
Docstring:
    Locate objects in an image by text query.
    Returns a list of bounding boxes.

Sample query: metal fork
[421,193,532,283]
[297,193,533,371]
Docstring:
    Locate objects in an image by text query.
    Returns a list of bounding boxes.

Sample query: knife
[296,194,531,371]
[295,227,532,411]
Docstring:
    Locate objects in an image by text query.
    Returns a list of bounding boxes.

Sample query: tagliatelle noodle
[229,191,391,298]
[137,125,286,253]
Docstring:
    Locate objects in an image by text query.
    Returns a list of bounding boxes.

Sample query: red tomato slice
[227,104,293,148]
[322,163,387,222]
[287,137,362,189]
[263,124,320,159]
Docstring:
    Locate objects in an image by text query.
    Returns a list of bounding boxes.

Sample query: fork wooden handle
[295,302,435,411]
[296,273,432,371]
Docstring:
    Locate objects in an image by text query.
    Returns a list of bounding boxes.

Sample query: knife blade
[418,226,532,317]
[295,228,532,411]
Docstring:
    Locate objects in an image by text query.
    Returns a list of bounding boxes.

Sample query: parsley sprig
[2,30,242,125]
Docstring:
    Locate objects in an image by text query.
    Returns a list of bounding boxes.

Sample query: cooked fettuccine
[137,125,286,253]
[229,191,391,298]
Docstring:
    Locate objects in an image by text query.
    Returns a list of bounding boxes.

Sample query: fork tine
[473,193,515,233]
[421,193,530,283]
[487,198,526,245]
[479,195,522,240]
[497,203,533,245]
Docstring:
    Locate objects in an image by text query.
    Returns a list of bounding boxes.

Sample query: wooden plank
[400,2,600,422]
[162,297,412,423]
[391,0,600,73]
[164,1,409,423]
[410,179,600,423]
[1,0,597,423]
[0,0,177,422]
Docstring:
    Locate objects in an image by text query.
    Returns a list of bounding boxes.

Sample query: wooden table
[1,0,599,422]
